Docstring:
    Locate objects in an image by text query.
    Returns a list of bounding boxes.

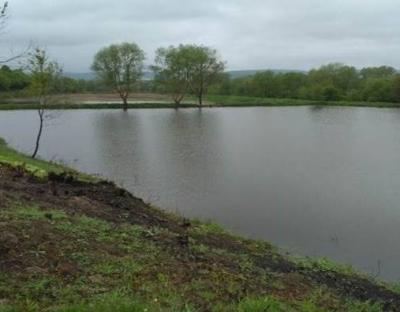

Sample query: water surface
[1,107,400,281]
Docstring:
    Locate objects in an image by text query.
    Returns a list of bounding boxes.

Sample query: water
[1,106,400,281]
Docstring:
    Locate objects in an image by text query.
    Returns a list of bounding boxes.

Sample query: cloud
[1,0,399,71]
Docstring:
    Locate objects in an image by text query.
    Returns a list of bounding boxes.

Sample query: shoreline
[1,94,400,111]
[0,138,399,311]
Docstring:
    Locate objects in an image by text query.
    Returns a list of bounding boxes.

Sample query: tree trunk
[32,109,44,159]
[122,96,128,111]
[174,99,180,109]
[198,79,204,108]
[173,94,184,109]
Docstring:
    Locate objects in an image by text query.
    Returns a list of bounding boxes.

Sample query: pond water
[1,107,400,281]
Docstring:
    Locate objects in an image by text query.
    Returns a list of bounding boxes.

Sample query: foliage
[26,48,62,158]
[152,45,193,106]
[27,48,62,103]
[153,44,225,107]
[187,45,225,106]
[0,65,30,91]
[211,63,400,104]
[91,42,145,109]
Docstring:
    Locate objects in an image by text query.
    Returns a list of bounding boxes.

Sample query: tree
[251,71,279,97]
[152,46,192,108]
[361,78,393,102]
[360,66,396,80]
[0,1,28,64]
[92,42,145,111]
[0,65,30,91]
[392,75,400,103]
[187,45,225,107]
[277,72,307,98]
[28,48,61,159]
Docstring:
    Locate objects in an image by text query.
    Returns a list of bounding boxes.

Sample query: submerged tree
[28,48,61,159]
[187,45,225,107]
[92,42,145,111]
[153,44,225,108]
[152,45,192,108]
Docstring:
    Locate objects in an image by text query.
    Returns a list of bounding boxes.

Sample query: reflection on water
[1,107,400,281]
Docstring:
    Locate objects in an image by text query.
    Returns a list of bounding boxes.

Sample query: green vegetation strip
[2,95,400,111]
[0,138,95,182]
[0,102,201,110]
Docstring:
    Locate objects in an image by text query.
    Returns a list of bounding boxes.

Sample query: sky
[1,0,399,72]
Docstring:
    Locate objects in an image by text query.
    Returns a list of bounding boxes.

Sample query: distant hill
[64,69,303,81]
[64,71,154,81]
[227,69,304,79]
[64,72,96,80]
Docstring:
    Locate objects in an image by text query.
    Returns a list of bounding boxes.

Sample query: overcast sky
[1,0,399,72]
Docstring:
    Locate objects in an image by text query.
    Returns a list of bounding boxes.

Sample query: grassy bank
[0,102,201,111]
[0,138,399,311]
[206,95,400,108]
[1,95,400,110]
[0,138,95,182]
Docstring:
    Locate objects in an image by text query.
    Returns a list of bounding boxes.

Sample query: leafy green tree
[203,63,400,104]
[361,78,394,102]
[360,66,396,80]
[0,66,11,90]
[230,77,253,96]
[321,85,341,101]
[92,42,145,111]
[0,65,30,91]
[392,75,400,103]
[28,48,62,159]
[307,63,359,97]
[152,45,192,108]
[186,45,225,107]
[277,72,307,98]
[251,71,279,97]
[208,72,231,95]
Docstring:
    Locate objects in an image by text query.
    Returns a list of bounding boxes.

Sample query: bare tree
[0,1,29,65]
[0,1,8,32]
[92,42,145,111]
[28,48,61,159]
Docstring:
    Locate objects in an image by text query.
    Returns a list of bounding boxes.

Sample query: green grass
[0,201,380,311]
[292,256,357,276]
[206,94,400,108]
[0,200,393,311]
[0,138,96,181]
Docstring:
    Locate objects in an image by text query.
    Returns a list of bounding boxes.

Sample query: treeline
[0,65,105,94]
[4,57,400,105]
[0,65,30,91]
[210,64,400,103]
